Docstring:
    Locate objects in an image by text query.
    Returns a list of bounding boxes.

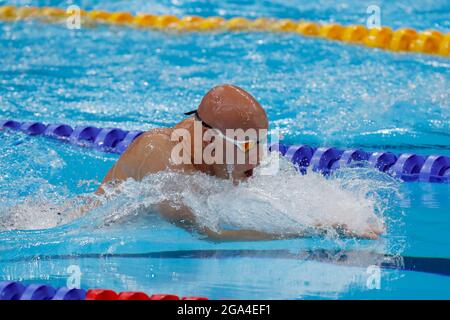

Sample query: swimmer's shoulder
[114,129,175,179]
[127,128,174,155]
[131,120,193,151]
[121,124,195,176]
[145,127,173,137]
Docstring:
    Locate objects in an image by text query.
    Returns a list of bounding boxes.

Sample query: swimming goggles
[184,110,266,153]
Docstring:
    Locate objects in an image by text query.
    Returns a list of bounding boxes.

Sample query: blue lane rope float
[0,281,26,300]
[0,281,85,300]
[270,143,450,183]
[52,287,87,300]
[1,119,450,183]
[19,284,57,300]
[1,120,144,154]
[269,144,450,183]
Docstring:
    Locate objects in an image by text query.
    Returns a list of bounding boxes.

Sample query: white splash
[1,155,400,239]
[90,155,397,239]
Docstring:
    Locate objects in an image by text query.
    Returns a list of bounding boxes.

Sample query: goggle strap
[183,110,197,116]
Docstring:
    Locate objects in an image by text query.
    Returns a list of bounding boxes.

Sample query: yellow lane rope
[0,5,449,57]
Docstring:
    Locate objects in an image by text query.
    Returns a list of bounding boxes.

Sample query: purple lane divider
[391,154,426,182]
[331,149,369,170]
[44,124,74,139]
[1,119,449,183]
[419,155,450,183]
[0,281,26,300]
[114,130,144,154]
[52,287,86,300]
[285,145,314,173]
[310,147,344,174]
[20,284,56,300]
[69,125,101,146]
[1,120,21,130]
[368,152,398,172]
[94,128,128,152]
[268,142,288,156]
[20,122,48,135]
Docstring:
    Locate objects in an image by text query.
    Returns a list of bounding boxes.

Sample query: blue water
[0,0,449,299]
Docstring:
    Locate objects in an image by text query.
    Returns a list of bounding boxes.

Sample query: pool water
[0,0,449,299]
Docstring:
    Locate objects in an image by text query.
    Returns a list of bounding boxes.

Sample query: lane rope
[2,249,449,300]
[2,119,449,183]
[0,5,449,57]
[0,280,208,300]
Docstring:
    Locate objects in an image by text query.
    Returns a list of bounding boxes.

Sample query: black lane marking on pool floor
[2,249,450,277]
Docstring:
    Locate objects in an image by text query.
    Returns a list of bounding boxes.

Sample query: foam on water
[1,152,400,243]
[98,156,398,239]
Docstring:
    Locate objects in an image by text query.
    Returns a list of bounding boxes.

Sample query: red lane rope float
[118,292,150,300]
[85,289,119,300]
[85,289,208,300]
[148,294,180,300]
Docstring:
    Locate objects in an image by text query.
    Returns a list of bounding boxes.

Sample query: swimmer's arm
[205,221,384,241]
[201,228,286,242]
[204,227,380,241]
[155,201,287,241]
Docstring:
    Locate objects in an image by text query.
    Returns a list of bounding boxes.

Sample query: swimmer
[96,84,383,240]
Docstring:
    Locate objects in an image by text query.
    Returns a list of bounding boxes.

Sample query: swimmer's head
[190,84,269,181]
[197,84,268,133]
